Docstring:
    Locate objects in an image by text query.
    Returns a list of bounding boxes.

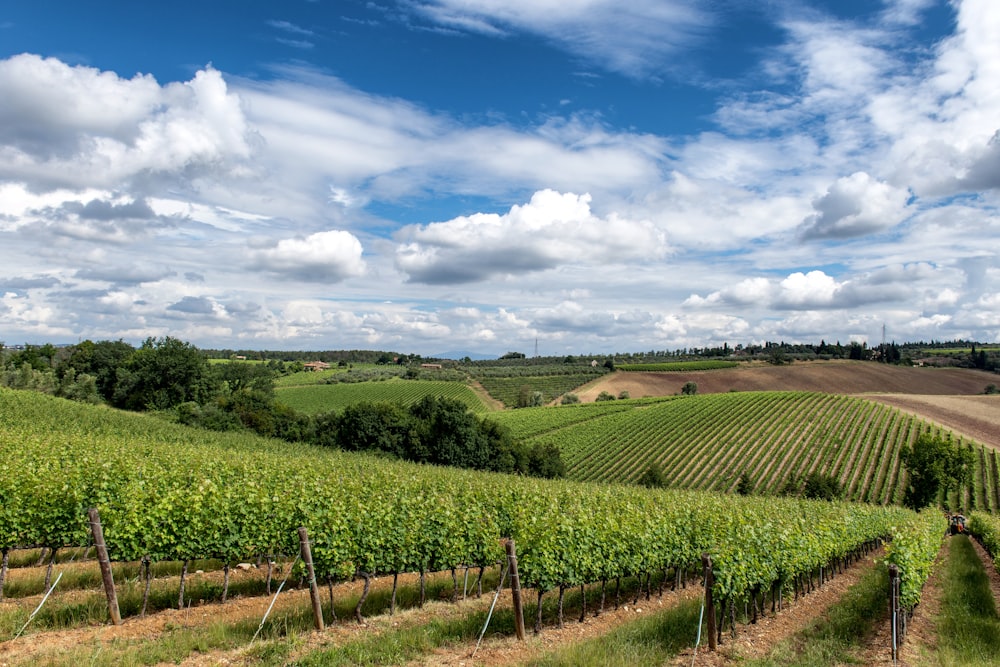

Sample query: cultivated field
[3,359,1000,665]
[579,360,996,399]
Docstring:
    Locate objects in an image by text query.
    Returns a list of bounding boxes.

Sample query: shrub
[637,463,666,488]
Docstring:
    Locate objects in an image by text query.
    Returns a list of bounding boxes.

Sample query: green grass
[526,597,701,667]
[744,561,888,667]
[934,534,1000,665]
[275,379,489,414]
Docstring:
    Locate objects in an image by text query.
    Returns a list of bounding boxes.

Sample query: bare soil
[671,548,882,666]
[867,394,1000,450]
[580,361,997,401]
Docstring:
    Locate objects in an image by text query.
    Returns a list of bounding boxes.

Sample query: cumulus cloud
[251,229,366,282]
[687,267,921,312]
[0,55,254,190]
[394,190,667,284]
[799,172,911,240]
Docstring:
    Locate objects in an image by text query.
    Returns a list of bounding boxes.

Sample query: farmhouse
[303,361,330,372]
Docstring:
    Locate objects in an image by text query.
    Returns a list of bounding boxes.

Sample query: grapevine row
[1,388,918,620]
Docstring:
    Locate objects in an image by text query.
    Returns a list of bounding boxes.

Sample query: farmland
[0,387,938,666]
[2,356,1000,665]
[276,379,490,415]
[492,391,1000,510]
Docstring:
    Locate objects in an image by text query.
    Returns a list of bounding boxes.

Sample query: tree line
[0,337,564,479]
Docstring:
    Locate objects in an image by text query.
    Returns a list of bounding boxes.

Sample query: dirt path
[873,534,1000,667]
[0,569,455,666]
[408,584,703,666]
[469,380,505,412]
[669,547,882,666]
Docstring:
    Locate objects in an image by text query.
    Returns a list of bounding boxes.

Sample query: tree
[517,384,544,407]
[681,381,698,396]
[802,472,843,501]
[736,473,754,495]
[560,393,580,404]
[527,442,566,479]
[212,360,276,396]
[900,432,975,509]
[331,401,416,459]
[62,340,135,402]
[638,463,666,489]
[112,337,216,411]
[595,390,616,402]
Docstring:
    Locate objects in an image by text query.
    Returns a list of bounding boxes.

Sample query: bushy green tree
[803,472,843,500]
[736,472,754,495]
[112,337,216,411]
[527,442,566,479]
[901,432,975,509]
[681,381,698,395]
[638,463,666,488]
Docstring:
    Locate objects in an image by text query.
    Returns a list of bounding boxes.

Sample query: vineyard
[275,379,489,415]
[0,387,957,664]
[467,364,608,407]
[493,391,999,509]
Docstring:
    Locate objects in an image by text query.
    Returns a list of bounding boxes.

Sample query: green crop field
[275,378,489,414]
[0,387,960,664]
[491,391,995,510]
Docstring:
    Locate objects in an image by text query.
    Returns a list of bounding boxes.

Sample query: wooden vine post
[702,553,716,652]
[505,538,526,640]
[87,508,121,626]
[298,527,325,631]
[889,563,900,662]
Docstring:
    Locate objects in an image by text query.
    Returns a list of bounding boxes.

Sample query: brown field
[579,360,1000,449]
[580,360,997,399]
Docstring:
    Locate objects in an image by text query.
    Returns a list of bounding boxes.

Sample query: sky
[1,0,998,357]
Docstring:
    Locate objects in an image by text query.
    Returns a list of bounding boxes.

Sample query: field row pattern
[0,388,920,613]
[494,392,998,507]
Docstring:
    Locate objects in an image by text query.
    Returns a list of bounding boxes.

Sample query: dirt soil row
[867,394,1000,450]
[580,361,997,401]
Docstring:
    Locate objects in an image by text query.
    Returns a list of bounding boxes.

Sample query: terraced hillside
[493,391,998,510]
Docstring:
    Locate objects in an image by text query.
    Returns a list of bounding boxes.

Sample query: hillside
[493,392,1000,509]
[580,360,996,399]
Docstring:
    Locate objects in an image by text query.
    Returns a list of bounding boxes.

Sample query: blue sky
[1,0,998,356]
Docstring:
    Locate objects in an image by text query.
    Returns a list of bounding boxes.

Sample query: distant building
[303,361,331,372]
[420,363,443,370]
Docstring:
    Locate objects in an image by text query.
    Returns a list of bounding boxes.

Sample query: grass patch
[526,597,701,667]
[744,561,888,667]
[935,534,1000,664]
[5,610,310,667]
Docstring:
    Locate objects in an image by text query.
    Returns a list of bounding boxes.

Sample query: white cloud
[394,190,667,284]
[0,55,253,190]
[251,230,366,282]
[406,0,710,78]
[799,172,911,240]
